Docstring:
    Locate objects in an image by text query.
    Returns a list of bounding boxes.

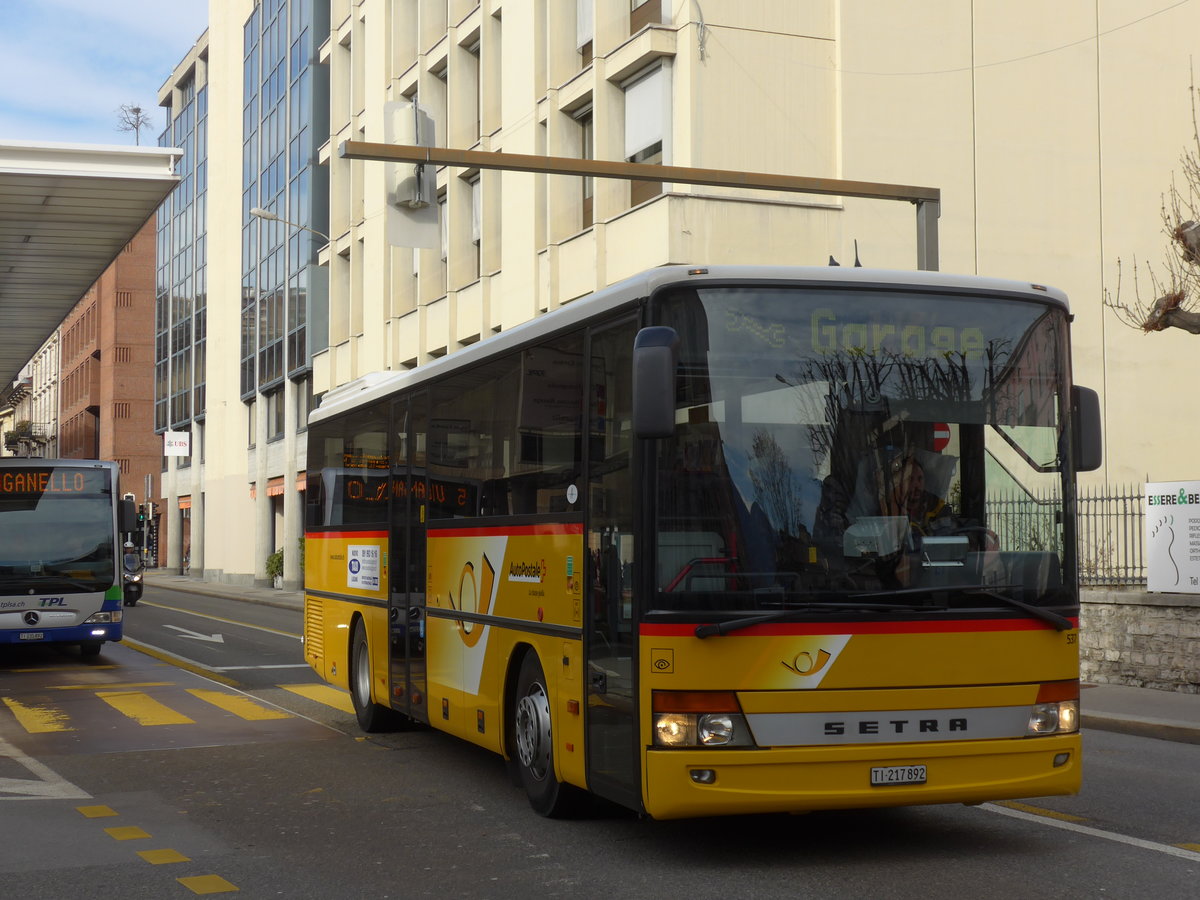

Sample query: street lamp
[249,207,330,242]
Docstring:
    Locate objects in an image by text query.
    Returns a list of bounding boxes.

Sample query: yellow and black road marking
[77,803,239,895]
[2,677,354,750]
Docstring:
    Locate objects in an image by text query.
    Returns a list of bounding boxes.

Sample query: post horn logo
[782,648,832,677]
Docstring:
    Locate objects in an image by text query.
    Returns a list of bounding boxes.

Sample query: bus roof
[311,265,1069,424]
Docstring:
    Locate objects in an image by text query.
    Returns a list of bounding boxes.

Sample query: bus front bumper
[642,733,1080,820]
[0,614,123,646]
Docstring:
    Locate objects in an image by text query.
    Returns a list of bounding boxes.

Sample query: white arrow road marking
[163,624,225,643]
[0,737,91,801]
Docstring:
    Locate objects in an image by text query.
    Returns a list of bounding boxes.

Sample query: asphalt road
[122,585,310,690]
[2,586,1199,898]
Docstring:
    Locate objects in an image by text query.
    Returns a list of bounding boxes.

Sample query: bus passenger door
[585,318,641,810]
[390,393,429,724]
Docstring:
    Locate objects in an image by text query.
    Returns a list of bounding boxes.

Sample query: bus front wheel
[511,652,583,818]
[350,619,396,733]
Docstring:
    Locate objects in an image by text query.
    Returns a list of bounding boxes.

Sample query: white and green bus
[0,458,134,656]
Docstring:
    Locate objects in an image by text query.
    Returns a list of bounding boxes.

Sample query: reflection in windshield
[0,480,115,594]
[652,285,1076,618]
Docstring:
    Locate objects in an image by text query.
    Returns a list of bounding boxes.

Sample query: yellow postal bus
[303,265,1101,819]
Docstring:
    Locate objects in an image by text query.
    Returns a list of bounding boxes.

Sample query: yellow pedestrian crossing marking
[139,848,191,865]
[3,688,296,732]
[96,691,195,726]
[2,696,74,733]
[280,683,355,714]
[186,689,292,721]
[105,825,151,841]
[55,682,175,691]
[77,805,118,818]
[2,682,346,735]
[179,874,240,894]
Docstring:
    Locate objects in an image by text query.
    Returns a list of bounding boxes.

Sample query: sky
[0,0,210,147]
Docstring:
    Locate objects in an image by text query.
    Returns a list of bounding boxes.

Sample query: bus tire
[350,619,397,733]
[80,642,102,658]
[511,652,584,818]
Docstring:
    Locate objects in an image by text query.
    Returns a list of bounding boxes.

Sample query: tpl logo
[39,597,66,607]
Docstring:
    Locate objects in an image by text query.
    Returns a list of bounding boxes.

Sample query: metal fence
[986,484,1145,587]
[1077,483,1145,587]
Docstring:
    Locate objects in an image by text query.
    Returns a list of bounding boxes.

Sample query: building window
[267,388,285,441]
[239,0,330,402]
[466,40,482,143]
[630,0,662,34]
[296,375,314,431]
[156,69,208,434]
[438,191,449,280]
[577,108,594,227]
[469,175,482,279]
[577,0,593,66]
[624,66,665,206]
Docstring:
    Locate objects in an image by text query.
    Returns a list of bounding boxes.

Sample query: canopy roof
[0,140,181,393]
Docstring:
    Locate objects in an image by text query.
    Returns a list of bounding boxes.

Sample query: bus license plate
[19,632,45,641]
[871,765,926,786]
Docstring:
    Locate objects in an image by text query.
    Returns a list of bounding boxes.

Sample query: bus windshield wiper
[851,583,1075,632]
[964,586,1075,632]
[694,603,928,639]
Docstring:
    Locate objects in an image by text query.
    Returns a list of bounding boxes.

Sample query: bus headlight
[1027,700,1079,735]
[84,611,123,624]
[1026,681,1080,736]
[654,713,693,747]
[652,692,756,748]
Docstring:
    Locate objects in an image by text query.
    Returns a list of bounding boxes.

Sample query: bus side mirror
[119,498,138,533]
[1072,385,1102,472]
[632,326,679,439]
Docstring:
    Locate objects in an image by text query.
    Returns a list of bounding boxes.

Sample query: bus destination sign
[0,469,108,497]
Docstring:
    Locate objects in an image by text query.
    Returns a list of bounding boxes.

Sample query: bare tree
[1106,78,1200,334]
[115,103,153,146]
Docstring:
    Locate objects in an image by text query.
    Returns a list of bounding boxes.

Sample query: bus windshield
[652,284,1074,617]
[0,466,117,594]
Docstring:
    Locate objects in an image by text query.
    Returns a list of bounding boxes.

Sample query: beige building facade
[181,1,1199,585]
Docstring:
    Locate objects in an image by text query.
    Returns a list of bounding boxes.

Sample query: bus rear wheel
[511,652,584,818]
[350,619,397,733]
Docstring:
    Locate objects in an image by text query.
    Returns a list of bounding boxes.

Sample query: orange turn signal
[652,691,741,713]
[1035,680,1079,703]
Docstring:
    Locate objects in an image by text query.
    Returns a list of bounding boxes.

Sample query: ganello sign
[1145,481,1200,593]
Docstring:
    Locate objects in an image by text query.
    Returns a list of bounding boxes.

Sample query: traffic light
[383,100,438,249]
[135,502,147,549]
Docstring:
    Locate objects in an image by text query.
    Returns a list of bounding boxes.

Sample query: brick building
[59,219,163,561]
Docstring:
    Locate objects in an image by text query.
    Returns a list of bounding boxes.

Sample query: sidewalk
[143,572,1200,745]
[145,570,302,612]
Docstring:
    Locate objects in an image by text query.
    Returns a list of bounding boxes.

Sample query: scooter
[123,561,144,606]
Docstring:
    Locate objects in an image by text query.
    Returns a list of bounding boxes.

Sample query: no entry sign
[932,423,951,452]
